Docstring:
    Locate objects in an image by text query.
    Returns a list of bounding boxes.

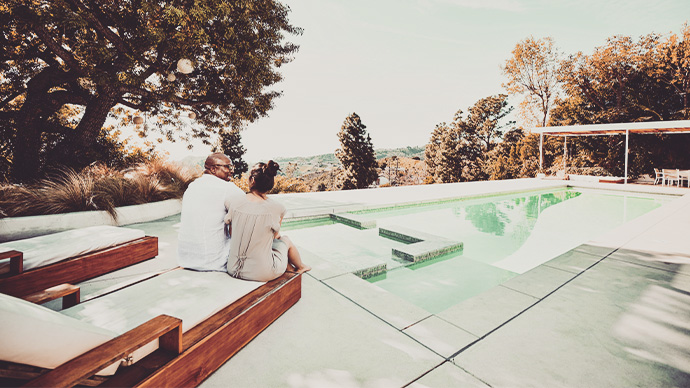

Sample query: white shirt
[177,174,244,271]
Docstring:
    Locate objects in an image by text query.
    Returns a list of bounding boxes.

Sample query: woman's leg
[280,235,311,273]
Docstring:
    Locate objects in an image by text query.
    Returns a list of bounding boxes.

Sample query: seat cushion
[0,269,264,378]
[0,292,120,375]
[63,269,264,333]
[62,269,264,365]
[0,225,146,273]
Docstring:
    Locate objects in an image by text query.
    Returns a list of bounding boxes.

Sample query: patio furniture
[0,226,158,298]
[678,170,690,188]
[653,168,664,185]
[662,169,680,187]
[0,268,302,387]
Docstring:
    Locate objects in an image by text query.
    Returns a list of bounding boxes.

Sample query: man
[178,153,244,271]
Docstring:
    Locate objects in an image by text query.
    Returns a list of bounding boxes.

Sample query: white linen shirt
[177,174,244,271]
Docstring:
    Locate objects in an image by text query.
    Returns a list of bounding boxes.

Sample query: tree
[213,129,247,178]
[425,95,515,183]
[551,31,690,177]
[464,94,514,153]
[424,123,447,182]
[503,36,562,128]
[335,113,378,190]
[645,23,690,119]
[0,0,301,181]
[486,128,524,180]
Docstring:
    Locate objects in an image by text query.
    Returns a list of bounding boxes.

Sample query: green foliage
[549,27,690,177]
[213,129,248,178]
[335,113,378,189]
[494,24,690,179]
[1,0,301,182]
[425,95,514,183]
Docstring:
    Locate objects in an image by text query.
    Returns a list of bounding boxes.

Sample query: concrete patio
[75,179,690,387]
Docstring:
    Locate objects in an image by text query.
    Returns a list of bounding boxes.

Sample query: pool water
[284,188,673,314]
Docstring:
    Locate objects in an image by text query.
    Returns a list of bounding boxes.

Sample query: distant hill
[273,145,425,167]
[176,146,426,178]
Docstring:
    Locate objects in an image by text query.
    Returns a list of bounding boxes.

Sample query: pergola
[532,120,690,184]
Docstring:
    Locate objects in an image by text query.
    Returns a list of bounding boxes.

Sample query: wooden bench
[0,271,301,387]
[0,236,158,298]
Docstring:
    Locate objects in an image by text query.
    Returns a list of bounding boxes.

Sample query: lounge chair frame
[0,236,158,298]
[0,271,301,387]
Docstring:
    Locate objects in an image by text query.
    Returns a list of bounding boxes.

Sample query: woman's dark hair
[249,160,280,193]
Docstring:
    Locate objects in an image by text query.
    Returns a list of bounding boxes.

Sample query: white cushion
[0,292,120,375]
[63,269,263,333]
[0,226,146,273]
[62,269,264,365]
[0,269,263,378]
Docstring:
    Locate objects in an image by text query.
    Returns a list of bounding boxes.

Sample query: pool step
[330,213,377,229]
[379,226,463,263]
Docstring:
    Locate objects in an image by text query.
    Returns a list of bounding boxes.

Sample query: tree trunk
[10,68,62,182]
[72,91,119,167]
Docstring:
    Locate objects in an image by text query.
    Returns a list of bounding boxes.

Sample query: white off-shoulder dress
[224,194,289,282]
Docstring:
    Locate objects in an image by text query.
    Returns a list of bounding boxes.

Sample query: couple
[178,153,310,282]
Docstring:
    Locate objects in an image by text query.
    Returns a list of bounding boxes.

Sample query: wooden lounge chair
[0,226,158,298]
[0,269,301,387]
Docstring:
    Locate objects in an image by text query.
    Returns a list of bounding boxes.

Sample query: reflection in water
[462,190,582,238]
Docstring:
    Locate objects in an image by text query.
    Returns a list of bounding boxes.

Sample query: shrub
[0,159,201,219]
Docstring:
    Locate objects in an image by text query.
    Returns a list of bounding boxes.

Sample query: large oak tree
[0,0,301,182]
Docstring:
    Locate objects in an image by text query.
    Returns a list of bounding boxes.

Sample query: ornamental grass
[0,160,201,219]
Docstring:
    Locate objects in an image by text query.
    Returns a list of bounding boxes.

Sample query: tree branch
[0,111,17,121]
[62,0,134,60]
[119,86,226,107]
[30,22,86,76]
[0,91,24,110]
[48,89,90,107]
[42,120,79,135]
[117,97,146,110]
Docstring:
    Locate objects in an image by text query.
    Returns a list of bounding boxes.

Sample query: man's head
[204,153,233,181]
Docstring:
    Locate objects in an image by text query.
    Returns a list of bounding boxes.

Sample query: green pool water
[284,188,673,314]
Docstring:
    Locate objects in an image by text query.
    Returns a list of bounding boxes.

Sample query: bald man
[178,153,244,271]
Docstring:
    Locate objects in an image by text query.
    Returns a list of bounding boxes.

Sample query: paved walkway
[80,179,690,387]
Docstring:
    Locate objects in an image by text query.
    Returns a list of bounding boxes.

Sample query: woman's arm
[274,215,284,239]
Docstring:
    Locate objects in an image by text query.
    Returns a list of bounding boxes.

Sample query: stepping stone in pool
[379,225,463,263]
[330,213,377,229]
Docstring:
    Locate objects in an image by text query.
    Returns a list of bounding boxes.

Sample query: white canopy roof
[533,119,690,184]
[532,120,690,136]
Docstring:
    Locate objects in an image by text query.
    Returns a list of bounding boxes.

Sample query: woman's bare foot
[293,264,311,274]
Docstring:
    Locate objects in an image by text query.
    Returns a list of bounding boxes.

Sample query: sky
[156,0,690,163]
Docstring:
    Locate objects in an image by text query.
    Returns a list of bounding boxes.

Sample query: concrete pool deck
[75,179,690,387]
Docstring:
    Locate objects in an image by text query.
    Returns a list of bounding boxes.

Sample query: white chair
[653,168,664,185]
[678,170,690,188]
[663,169,680,187]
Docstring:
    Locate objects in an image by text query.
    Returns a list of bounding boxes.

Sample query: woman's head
[249,160,280,193]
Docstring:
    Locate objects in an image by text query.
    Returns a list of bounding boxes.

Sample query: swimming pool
[283,187,673,313]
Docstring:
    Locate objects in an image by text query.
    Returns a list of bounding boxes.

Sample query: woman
[225,161,311,282]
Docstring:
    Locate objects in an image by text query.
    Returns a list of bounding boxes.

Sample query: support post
[563,135,567,176]
[539,133,543,172]
[624,129,629,184]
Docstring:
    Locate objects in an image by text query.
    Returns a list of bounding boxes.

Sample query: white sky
[154,0,690,163]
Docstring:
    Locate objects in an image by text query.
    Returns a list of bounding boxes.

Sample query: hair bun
[265,160,280,177]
